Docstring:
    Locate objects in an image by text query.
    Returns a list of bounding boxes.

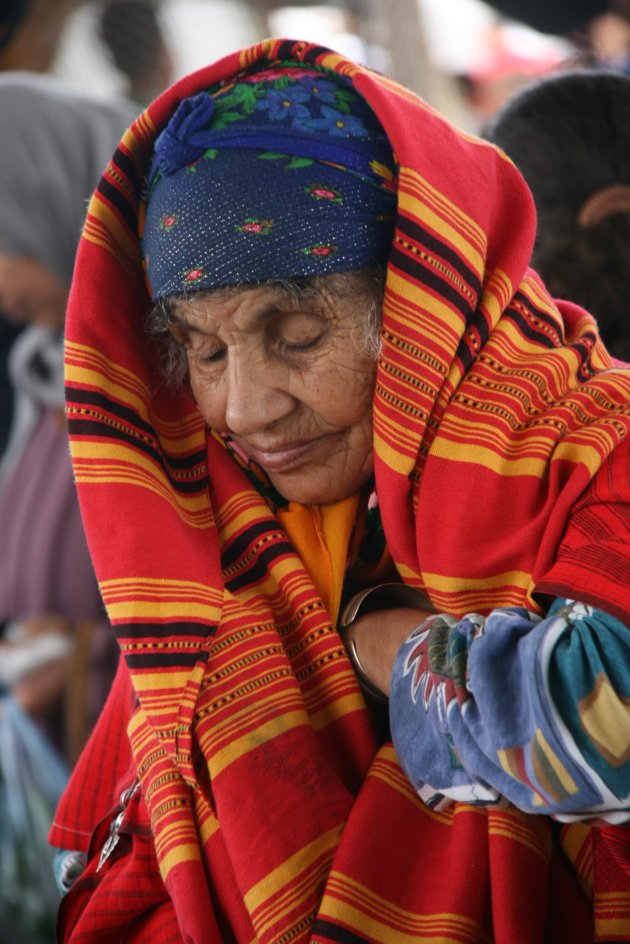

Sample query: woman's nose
[223,356,295,434]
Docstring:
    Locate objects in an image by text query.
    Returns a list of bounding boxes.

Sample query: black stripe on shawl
[220,520,282,570]
[124,649,207,669]
[572,338,599,382]
[389,242,475,322]
[97,174,138,233]
[225,539,296,593]
[111,145,142,202]
[452,307,493,374]
[311,919,372,944]
[66,417,208,495]
[115,622,218,641]
[396,214,483,297]
[274,40,333,66]
[66,386,206,472]
[507,300,562,350]
[509,293,599,379]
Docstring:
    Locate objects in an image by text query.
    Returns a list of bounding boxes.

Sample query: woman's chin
[268,463,373,506]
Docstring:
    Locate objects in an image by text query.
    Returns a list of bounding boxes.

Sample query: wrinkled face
[0,254,67,327]
[169,274,380,505]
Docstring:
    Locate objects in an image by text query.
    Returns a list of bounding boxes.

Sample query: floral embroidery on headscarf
[182,267,205,284]
[301,243,338,257]
[159,213,180,231]
[235,218,274,235]
[210,62,370,138]
[142,59,398,298]
[306,183,343,204]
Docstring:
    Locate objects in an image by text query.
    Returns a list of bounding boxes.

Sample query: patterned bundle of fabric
[52,39,630,943]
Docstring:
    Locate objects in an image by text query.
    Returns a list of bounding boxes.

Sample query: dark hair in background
[484,68,630,361]
[0,0,31,53]
[98,0,173,105]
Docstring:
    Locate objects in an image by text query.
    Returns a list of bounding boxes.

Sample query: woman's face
[169,274,380,505]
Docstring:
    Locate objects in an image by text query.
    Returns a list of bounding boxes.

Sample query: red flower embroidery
[159,213,179,231]
[182,267,205,284]
[301,243,338,257]
[306,183,343,204]
[235,218,274,235]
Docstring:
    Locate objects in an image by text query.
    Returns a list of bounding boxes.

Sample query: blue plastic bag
[0,694,68,942]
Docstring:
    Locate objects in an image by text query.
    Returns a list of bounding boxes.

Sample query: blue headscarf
[141,61,397,298]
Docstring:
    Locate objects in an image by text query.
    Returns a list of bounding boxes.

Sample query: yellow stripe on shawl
[487,807,552,862]
[216,489,279,540]
[308,691,365,730]
[398,167,487,270]
[66,349,206,453]
[70,440,212,524]
[481,268,515,325]
[84,192,142,265]
[126,709,206,872]
[117,118,152,163]
[595,894,630,940]
[241,39,363,80]
[100,576,222,623]
[368,745,458,824]
[560,823,593,896]
[203,709,308,778]
[321,872,483,943]
[101,576,223,603]
[243,825,343,935]
[429,424,616,479]
[66,342,152,416]
[416,569,535,615]
[384,271,465,352]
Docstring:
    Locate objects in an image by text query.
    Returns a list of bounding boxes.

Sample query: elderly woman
[52,39,630,944]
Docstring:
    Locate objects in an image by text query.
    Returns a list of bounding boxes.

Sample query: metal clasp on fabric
[96,779,140,872]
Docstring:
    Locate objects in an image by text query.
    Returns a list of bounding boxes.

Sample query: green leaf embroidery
[335,88,360,102]
[285,157,314,169]
[332,99,351,115]
[272,75,293,90]
[212,110,248,129]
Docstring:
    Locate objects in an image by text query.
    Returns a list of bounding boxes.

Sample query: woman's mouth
[241,437,326,471]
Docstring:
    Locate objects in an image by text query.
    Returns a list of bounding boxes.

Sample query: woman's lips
[242,437,325,471]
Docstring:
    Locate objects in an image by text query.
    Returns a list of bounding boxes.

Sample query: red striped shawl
[54,38,630,944]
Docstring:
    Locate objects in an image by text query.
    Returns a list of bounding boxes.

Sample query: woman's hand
[343,606,434,696]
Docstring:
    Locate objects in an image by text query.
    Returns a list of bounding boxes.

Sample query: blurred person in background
[0,69,136,941]
[0,0,80,458]
[485,68,630,361]
[0,0,80,73]
[0,70,137,756]
[97,0,174,106]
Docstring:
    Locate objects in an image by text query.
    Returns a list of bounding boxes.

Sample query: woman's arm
[348,599,630,821]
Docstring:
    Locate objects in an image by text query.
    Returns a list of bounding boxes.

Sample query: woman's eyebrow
[171,299,299,334]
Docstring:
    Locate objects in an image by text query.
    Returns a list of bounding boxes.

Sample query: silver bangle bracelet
[338,582,432,705]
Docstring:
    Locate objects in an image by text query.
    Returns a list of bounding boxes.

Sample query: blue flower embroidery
[297,76,339,105]
[295,105,370,137]
[256,85,310,122]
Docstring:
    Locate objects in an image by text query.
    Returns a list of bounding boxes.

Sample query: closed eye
[186,345,226,368]
[276,334,323,355]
